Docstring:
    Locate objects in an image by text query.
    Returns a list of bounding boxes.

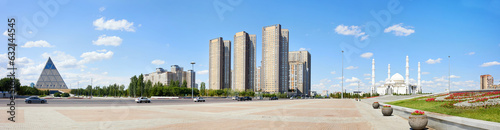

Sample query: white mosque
[371,56,422,95]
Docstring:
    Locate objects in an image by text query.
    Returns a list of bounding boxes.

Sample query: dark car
[237,96,252,101]
[269,97,278,100]
[25,96,47,104]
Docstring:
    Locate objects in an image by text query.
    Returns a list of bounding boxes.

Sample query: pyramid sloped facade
[35,57,68,89]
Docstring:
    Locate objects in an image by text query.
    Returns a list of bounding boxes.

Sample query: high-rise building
[255,66,261,92]
[186,70,195,88]
[480,74,494,89]
[261,24,289,93]
[233,31,256,92]
[209,37,231,90]
[143,65,195,88]
[289,51,311,96]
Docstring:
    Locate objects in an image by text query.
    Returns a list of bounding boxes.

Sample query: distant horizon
[1,0,499,94]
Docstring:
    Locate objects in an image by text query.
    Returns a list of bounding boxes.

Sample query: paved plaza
[1,99,414,129]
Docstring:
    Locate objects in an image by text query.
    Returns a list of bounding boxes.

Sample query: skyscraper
[289,51,311,96]
[233,31,256,92]
[255,66,261,92]
[262,24,289,93]
[209,37,231,90]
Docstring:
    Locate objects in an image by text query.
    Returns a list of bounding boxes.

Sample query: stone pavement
[1,99,414,129]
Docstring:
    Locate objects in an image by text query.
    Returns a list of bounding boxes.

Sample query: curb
[378,103,500,130]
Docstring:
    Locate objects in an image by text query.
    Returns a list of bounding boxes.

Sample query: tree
[129,75,138,97]
[137,74,144,97]
[145,80,152,97]
[0,77,21,92]
[182,80,187,88]
[200,82,206,96]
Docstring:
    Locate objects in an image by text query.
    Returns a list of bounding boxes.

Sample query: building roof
[391,73,405,81]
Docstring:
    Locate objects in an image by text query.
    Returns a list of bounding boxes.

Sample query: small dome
[391,73,405,81]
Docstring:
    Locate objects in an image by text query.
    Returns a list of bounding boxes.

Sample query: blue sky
[1,0,499,93]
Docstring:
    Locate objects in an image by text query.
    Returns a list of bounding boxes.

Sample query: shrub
[62,93,70,97]
[411,110,425,115]
[54,92,61,97]
[383,105,391,108]
[425,98,435,102]
[441,102,455,108]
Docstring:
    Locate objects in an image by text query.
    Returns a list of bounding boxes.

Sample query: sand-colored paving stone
[0,109,24,123]
[57,108,180,122]
[147,119,371,130]
[167,106,252,113]
[251,108,362,118]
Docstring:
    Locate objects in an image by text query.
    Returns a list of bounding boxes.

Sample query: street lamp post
[90,78,93,99]
[341,50,344,99]
[191,61,195,99]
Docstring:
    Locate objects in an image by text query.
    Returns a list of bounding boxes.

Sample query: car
[237,96,252,101]
[269,97,278,100]
[135,97,151,103]
[194,97,206,102]
[25,96,47,104]
[290,97,294,100]
[254,96,263,100]
[232,96,239,100]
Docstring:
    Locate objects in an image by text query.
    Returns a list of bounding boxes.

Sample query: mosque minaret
[375,56,421,95]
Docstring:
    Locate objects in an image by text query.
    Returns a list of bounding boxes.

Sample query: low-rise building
[144,65,195,88]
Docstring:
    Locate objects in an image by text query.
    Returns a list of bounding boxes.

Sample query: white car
[232,96,239,100]
[194,97,205,102]
[135,97,151,103]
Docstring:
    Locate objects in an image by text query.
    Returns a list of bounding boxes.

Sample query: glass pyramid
[35,57,68,89]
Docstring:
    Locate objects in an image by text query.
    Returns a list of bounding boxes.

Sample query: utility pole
[448,56,451,92]
[91,78,93,99]
[341,50,344,99]
[191,62,196,99]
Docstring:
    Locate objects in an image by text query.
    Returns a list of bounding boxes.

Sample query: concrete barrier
[151,96,179,99]
[380,103,500,130]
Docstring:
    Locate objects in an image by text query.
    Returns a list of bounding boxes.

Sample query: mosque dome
[391,73,405,81]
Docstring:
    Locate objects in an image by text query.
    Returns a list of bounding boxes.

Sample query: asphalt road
[0,97,282,107]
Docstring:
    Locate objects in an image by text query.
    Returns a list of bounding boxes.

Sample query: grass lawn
[386,97,500,123]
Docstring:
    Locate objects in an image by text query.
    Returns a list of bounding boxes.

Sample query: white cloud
[78,50,114,64]
[335,24,369,41]
[102,72,108,75]
[3,30,8,37]
[425,58,442,64]
[335,77,344,80]
[363,73,371,76]
[360,52,373,59]
[466,52,475,55]
[99,7,106,12]
[422,80,434,84]
[198,70,208,75]
[384,23,415,36]
[151,59,165,65]
[345,77,360,83]
[92,35,122,46]
[422,72,430,75]
[93,17,136,32]
[345,66,358,70]
[480,61,500,67]
[299,48,310,51]
[364,77,371,80]
[21,40,54,48]
[42,51,82,69]
[330,71,336,75]
[450,75,460,78]
[97,49,107,52]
